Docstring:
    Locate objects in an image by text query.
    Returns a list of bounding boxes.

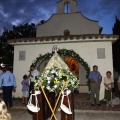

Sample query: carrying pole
[40,84,57,120]
[50,83,65,120]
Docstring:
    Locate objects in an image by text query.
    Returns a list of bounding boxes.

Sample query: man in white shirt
[29,64,39,97]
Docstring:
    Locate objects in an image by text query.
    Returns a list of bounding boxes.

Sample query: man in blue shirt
[0,66,17,108]
[89,65,102,106]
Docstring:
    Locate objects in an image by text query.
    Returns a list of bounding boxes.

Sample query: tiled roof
[8,34,119,45]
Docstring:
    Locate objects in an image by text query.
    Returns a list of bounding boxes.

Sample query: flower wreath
[34,67,79,94]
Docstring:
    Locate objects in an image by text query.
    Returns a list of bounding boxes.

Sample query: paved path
[13,93,120,111]
[9,109,32,120]
[9,93,120,120]
[9,108,120,120]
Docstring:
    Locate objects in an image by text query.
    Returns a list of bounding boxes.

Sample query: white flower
[47,77,51,81]
[50,89,54,92]
[54,85,58,89]
[34,83,38,87]
[71,81,75,84]
[46,70,49,74]
[46,86,50,90]
[55,72,58,76]
[48,80,50,84]
[51,70,55,73]
[44,74,48,77]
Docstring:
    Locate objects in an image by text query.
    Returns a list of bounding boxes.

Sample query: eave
[8,34,119,45]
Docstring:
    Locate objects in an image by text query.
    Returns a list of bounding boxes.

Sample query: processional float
[27,46,79,120]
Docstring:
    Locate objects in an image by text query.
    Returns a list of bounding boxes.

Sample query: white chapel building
[9,0,118,99]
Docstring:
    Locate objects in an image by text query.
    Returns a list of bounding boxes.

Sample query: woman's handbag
[27,90,41,112]
[60,88,72,114]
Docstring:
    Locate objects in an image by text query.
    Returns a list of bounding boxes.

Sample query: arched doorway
[32,49,90,93]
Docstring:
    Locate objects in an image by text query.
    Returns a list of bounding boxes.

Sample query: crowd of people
[0,64,120,119]
[88,65,120,107]
[0,64,39,119]
[0,64,39,106]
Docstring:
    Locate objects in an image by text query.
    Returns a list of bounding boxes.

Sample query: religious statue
[29,46,79,120]
[45,45,69,70]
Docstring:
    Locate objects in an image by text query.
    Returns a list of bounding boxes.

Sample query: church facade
[9,0,118,99]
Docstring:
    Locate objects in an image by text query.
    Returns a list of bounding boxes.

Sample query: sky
[0,0,120,35]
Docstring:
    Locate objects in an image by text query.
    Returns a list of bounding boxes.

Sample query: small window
[64,2,70,13]
[97,48,105,59]
[19,51,26,61]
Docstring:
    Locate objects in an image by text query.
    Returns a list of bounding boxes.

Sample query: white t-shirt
[30,69,39,82]
[104,76,114,90]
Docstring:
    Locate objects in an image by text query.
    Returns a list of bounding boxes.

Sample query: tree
[0,23,36,65]
[112,16,120,72]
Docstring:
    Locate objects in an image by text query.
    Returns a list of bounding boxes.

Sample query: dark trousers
[114,79,118,96]
[29,82,34,98]
[2,86,13,108]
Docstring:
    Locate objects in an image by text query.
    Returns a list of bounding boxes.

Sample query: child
[21,74,29,105]
[104,71,114,106]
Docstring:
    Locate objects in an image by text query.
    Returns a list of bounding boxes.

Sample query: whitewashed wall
[36,13,99,37]
[13,41,113,100]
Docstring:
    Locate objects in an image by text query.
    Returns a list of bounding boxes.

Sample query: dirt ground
[9,109,120,120]
[9,109,32,120]
[8,93,120,120]
[75,112,120,120]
